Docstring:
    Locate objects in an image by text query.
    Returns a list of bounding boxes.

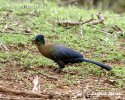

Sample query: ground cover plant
[0,0,125,99]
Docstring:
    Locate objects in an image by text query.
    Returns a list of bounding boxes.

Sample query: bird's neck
[37,43,45,49]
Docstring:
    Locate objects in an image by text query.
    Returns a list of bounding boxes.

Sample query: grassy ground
[0,1,125,99]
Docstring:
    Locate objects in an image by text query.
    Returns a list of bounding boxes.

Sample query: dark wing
[50,45,83,62]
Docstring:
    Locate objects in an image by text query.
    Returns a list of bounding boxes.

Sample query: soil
[0,42,125,100]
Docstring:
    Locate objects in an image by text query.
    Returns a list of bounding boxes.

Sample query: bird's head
[32,34,45,45]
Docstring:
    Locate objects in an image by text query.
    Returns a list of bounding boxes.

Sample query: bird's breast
[37,44,55,59]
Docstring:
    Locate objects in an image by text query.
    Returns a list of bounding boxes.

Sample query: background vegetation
[59,0,125,14]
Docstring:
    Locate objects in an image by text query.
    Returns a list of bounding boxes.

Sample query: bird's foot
[53,68,62,73]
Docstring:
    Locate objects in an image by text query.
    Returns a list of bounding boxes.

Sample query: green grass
[0,1,125,88]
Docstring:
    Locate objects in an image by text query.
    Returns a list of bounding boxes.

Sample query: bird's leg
[53,61,65,73]
[55,67,63,73]
[53,67,63,73]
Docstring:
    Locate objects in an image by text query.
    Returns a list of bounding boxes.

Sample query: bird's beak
[32,39,36,44]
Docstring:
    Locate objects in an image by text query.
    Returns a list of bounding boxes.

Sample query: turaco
[32,34,112,73]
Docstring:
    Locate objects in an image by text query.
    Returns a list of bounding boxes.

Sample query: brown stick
[0,86,48,98]
[56,17,94,27]
[88,19,103,25]
[0,97,43,100]
[0,86,70,99]
[88,12,105,25]
[111,25,122,32]
[56,12,105,27]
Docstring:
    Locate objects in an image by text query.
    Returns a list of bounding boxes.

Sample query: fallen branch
[0,86,47,98]
[56,12,105,27]
[88,12,105,25]
[0,97,44,100]
[0,86,70,99]
[88,20,103,25]
[56,15,94,27]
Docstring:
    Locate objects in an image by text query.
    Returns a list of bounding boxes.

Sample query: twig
[0,31,33,35]
[99,24,123,36]
[111,25,122,32]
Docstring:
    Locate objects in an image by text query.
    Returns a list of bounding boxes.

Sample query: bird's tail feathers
[83,58,112,71]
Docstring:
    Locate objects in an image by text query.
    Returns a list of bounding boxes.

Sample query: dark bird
[33,34,112,73]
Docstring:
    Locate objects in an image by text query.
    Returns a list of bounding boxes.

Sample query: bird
[32,34,112,73]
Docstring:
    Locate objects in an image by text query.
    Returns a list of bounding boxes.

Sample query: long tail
[83,58,112,71]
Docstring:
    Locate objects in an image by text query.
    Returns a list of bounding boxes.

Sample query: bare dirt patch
[0,63,124,99]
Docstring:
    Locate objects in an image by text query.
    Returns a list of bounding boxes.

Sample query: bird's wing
[50,45,83,61]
